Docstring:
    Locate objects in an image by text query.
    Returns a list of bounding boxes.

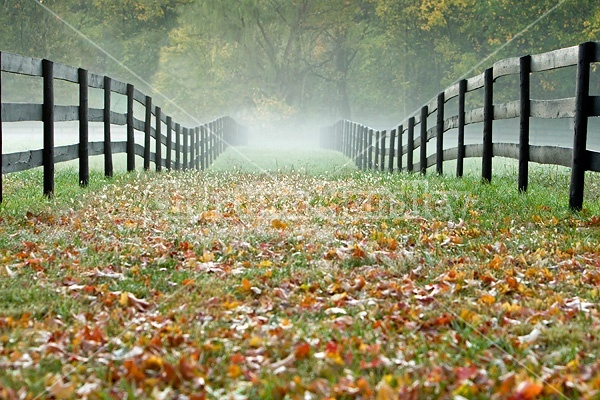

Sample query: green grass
[1,150,600,398]
[209,146,358,175]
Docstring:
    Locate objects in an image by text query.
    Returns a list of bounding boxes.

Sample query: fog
[1,1,599,159]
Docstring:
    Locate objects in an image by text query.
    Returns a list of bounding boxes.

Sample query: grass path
[0,152,600,399]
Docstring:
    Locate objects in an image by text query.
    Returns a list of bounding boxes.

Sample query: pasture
[1,148,599,398]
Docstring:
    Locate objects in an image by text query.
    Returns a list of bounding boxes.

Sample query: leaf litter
[0,170,599,399]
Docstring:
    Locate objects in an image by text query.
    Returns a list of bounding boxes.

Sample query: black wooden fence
[0,51,247,202]
[321,41,600,211]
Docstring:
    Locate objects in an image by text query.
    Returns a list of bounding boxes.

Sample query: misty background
[1,0,599,151]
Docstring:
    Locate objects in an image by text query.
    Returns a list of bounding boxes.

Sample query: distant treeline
[1,0,599,124]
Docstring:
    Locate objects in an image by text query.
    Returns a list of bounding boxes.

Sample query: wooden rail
[320,41,600,211]
[0,51,248,202]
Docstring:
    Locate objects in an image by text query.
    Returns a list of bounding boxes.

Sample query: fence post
[519,55,531,192]
[205,123,210,167]
[349,122,353,159]
[362,126,368,170]
[351,123,356,161]
[482,67,494,183]
[340,121,345,156]
[175,123,181,170]
[190,125,195,170]
[220,119,225,154]
[183,127,188,170]
[126,84,135,172]
[420,106,428,175]
[42,59,54,197]
[204,124,209,170]
[78,68,89,187]
[368,129,374,170]
[351,124,357,166]
[569,41,595,211]
[338,122,344,152]
[407,117,415,172]
[213,121,217,163]
[196,127,201,170]
[348,123,356,164]
[155,107,162,172]
[457,79,467,177]
[207,123,213,166]
[205,124,210,167]
[356,125,361,169]
[436,92,444,175]
[380,130,386,172]
[388,129,396,172]
[166,116,172,171]
[206,123,210,167]
[200,125,206,171]
[343,121,347,157]
[104,76,113,178]
[144,96,152,170]
[374,131,380,170]
[397,124,403,172]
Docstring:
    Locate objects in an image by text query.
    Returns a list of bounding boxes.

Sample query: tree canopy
[1,0,598,126]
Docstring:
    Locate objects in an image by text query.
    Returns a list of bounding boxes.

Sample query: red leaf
[455,366,478,381]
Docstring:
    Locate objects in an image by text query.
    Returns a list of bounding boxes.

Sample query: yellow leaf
[47,376,75,400]
[270,219,287,229]
[478,294,496,305]
[376,378,396,400]
[200,250,214,263]
[144,355,164,371]
[248,336,262,348]
[119,292,130,307]
[222,300,241,310]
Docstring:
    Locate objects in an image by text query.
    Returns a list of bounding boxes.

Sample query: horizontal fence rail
[0,51,248,202]
[320,41,600,211]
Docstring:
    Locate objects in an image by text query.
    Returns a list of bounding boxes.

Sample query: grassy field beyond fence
[0,149,599,398]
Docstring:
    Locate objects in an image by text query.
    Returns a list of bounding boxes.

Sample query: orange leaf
[240,279,252,292]
[178,357,196,381]
[488,254,503,269]
[230,353,245,365]
[513,380,543,399]
[162,361,181,387]
[294,342,311,360]
[352,276,366,291]
[352,244,366,259]
[356,377,372,396]
[124,360,145,383]
[228,364,242,378]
